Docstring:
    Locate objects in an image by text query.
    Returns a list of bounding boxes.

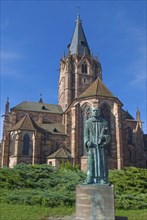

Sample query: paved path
[47,214,75,220]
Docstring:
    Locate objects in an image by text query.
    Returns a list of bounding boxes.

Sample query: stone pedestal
[76,184,115,220]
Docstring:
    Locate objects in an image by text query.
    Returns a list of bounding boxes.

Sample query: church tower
[58,14,102,111]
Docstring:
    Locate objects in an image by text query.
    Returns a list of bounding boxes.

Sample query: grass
[116,209,147,220]
[0,165,147,219]
[0,203,147,220]
[0,203,74,220]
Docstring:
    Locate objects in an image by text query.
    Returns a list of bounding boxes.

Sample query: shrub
[109,167,147,210]
[0,165,147,209]
[0,163,84,207]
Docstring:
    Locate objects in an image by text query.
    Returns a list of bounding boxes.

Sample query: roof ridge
[96,78,100,95]
[29,115,39,128]
[62,147,69,157]
[55,148,63,157]
[20,113,28,128]
[21,114,36,130]
[18,114,28,128]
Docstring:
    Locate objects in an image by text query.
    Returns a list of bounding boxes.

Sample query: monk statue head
[91,107,100,118]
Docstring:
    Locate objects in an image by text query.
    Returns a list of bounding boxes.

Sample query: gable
[47,148,71,159]
[10,114,44,132]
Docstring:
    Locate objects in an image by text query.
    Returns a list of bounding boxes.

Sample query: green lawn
[0,203,74,220]
[116,209,147,220]
[0,203,147,220]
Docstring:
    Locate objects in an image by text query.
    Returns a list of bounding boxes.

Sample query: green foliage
[0,163,55,189]
[109,166,147,210]
[60,160,80,171]
[1,189,75,207]
[0,163,85,207]
[0,164,147,210]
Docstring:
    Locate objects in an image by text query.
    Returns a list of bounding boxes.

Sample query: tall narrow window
[81,103,91,155]
[22,134,30,155]
[82,64,85,73]
[82,62,87,74]
[127,127,133,145]
[85,64,87,73]
[100,103,111,127]
[100,103,111,155]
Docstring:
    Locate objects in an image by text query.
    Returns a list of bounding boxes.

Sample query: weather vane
[77,6,80,16]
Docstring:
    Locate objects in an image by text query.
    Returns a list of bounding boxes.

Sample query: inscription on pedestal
[76,184,115,220]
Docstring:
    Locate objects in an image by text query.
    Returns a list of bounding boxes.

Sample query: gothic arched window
[10,132,17,156]
[81,103,92,155]
[22,134,30,155]
[127,127,133,145]
[100,103,111,128]
[100,103,111,155]
[82,62,87,74]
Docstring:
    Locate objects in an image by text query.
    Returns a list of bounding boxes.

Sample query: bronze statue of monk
[84,107,111,184]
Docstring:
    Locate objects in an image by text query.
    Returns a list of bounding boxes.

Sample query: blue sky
[0,0,147,139]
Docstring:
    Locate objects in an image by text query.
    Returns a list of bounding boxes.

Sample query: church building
[1,14,147,169]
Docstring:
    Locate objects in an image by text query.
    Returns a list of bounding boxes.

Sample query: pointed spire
[5,97,9,114]
[136,107,143,130]
[77,6,80,21]
[63,50,65,58]
[136,107,141,121]
[68,13,90,56]
[39,94,43,103]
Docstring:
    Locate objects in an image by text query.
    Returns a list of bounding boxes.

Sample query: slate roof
[39,123,66,135]
[78,78,114,99]
[10,114,45,132]
[11,101,63,114]
[122,109,135,120]
[68,14,90,56]
[10,114,66,135]
[46,148,71,159]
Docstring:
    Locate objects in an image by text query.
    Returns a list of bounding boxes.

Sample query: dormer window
[80,41,86,46]
[82,62,87,74]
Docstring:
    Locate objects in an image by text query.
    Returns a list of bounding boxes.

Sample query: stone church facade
[1,14,147,169]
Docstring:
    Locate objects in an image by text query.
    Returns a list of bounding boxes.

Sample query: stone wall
[58,54,102,111]
[13,110,63,124]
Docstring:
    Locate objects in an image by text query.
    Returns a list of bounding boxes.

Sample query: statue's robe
[84,117,110,183]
